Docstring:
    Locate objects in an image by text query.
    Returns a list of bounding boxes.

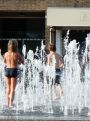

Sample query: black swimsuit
[55,68,62,84]
[5,67,17,78]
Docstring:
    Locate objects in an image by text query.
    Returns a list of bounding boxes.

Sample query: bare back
[47,52,64,69]
[4,52,24,68]
[55,53,63,68]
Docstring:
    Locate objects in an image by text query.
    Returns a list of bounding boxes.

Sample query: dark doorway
[63,30,90,50]
[0,12,45,54]
[62,30,90,59]
[69,30,90,46]
[69,30,90,54]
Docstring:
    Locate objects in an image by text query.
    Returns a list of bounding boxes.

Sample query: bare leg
[9,77,17,107]
[52,84,63,100]
[60,85,63,95]
[6,77,11,107]
[55,84,63,97]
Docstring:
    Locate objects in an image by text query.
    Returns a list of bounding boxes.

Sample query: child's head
[49,43,56,52]
[8,39,18,52]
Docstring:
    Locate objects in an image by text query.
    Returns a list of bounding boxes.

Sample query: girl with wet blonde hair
[4,39,24,107]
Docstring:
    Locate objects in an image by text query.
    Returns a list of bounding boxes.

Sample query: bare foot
[61,89,63,95]
[7,95,10,107]
[8,95,13,108]
[9,101,13,108]
[9,105,14,108]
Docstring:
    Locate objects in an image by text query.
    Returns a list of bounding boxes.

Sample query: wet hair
[8,39,18,52]
[49,43,56,52]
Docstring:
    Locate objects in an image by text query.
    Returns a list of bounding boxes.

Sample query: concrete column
[56,30,62,56]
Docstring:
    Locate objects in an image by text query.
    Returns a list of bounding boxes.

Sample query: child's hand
[60,63,64,68]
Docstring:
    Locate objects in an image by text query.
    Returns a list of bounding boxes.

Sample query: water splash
[0,34,90,116]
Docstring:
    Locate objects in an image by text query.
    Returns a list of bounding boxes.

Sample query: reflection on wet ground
[0,105,90,121]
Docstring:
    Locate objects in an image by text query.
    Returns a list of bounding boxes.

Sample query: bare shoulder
[16,52,21,57]
[16,52,23,60]
[56,53,62,58]
[4,52,8,57]
[47,53,52,59]
[47,54,50,57]
[56,53,63,60]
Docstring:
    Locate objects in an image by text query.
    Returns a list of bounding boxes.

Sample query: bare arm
[17,53,24,64]
[3,53,6,64]
[59,56,64,68]
[47,55,50,65]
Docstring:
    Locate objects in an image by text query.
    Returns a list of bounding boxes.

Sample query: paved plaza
[0,106,90,121]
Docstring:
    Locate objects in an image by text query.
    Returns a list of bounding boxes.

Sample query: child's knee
[7,88,10,93]
[11,89,15,94]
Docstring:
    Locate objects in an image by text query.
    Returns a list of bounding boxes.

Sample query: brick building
[0,0,90,55]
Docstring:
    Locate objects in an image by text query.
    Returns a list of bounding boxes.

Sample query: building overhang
[47,7,90,27]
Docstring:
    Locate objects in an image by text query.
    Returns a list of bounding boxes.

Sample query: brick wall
[0,0,47,11]
[0,0,90,11]
[48,0,90,7]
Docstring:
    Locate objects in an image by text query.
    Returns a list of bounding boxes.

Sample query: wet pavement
[0,106,90,121]
[0,115,90,121]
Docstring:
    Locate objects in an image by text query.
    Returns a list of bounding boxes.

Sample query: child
[3,39,24,107]
[47,43,64,99]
